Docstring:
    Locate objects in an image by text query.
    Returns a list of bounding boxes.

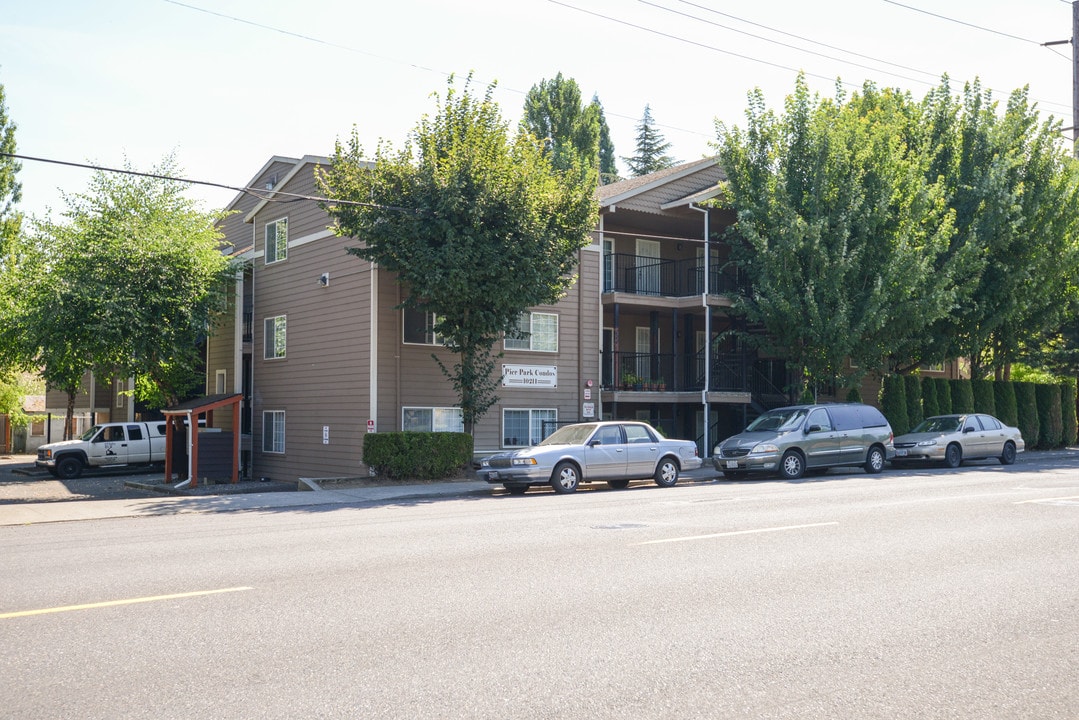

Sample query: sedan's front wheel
[550,462,580,493]
[654,458,679,487]
[944,443,962,469]
[999,442,1017,465]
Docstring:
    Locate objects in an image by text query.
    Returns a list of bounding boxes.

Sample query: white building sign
[502,364,557,388]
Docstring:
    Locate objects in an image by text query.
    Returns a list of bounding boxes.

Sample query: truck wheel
[56,456,84,480]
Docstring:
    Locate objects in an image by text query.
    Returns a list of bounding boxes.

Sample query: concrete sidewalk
[0,463,721,527]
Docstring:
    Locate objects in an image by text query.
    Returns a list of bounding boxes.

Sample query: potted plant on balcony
[658,377,666,391]
[621,372,636,391]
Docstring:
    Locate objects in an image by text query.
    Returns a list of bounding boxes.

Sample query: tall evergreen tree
[623,104,676,176]
[591,94,619,184]
[521,73,600,181]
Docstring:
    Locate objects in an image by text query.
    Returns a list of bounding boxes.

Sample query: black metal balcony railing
[602,351,749,393]
[603,253,745,297]
[242,310,253,342]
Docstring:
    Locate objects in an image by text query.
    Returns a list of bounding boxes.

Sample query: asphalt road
[1,453,1077,719]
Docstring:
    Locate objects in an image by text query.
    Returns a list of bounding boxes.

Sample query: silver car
[478,421,702,495]
[892,413,1025,468]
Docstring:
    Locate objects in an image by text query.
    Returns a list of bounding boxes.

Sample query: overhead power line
[0,153,411,211]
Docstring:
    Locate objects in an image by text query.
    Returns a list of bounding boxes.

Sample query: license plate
[726,460,739,469]
[895,449,908,457]
[488,471,499,479]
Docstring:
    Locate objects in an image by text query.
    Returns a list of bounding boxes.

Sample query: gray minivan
[712,403,895,480]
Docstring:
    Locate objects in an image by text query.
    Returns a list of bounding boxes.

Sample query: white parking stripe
[632,521,839,546]
[1014,495,1079,505]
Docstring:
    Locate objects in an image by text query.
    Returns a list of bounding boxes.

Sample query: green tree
[934,377,952,414]
[951,378,975,413]
[993,381,1018,427]
[717,76,956,392]
[1061,381,1077,446]
[972,379,996,415]
[1035,383,1062,448]
[922,376,939,418]
[1015,382,1039,447]
[920,80,1079,378]
[0,77,26,422]
[320,76,598,433]
[521,73,601,179]
[592,95,619,184]
[623,104,675,176]
[10,155,234,434]
[905,374,923,428]
[880,375,909,436]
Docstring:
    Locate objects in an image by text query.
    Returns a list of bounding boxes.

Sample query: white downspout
[689,203,710,459]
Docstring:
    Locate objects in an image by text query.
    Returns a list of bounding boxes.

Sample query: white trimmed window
[502,408,557,447]
[115,379,125,408]
[402,407,463,432]
[402,307,444,345]
[265,217,288,264]
[215,369,227,395]
[505,312,558,352]
[264,315,286,359]
[263,411,285,453]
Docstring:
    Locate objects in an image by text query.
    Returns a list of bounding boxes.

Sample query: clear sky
[1,0,1075,218]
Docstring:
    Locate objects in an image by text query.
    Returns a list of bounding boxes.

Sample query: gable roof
[598,157,721,208]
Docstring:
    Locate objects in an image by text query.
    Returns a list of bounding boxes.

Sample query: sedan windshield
[911,416,961,433]
[537,423,597,447]
[745,409,807,432]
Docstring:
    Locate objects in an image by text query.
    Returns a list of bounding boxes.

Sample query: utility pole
[1044,0,1079,157]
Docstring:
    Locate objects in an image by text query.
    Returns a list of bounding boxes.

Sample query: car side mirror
[963,426,975,434]
[805,424,822,434]
[589,439,602,447]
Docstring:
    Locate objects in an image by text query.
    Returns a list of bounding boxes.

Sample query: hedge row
[362,431,474,480]
[880,376,1078,448]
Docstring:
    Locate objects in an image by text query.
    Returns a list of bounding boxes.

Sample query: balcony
[603,253,744,298]
[601,351,750,394]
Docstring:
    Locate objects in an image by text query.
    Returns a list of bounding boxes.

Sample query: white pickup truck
[35,421,169,479]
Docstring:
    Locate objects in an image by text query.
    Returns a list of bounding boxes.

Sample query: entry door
[89,425,128,466]
[636,327,659,381]
[635,239,661,295]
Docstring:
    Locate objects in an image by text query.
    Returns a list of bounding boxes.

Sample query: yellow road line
[0,587,254,619]
[632,521,839,546]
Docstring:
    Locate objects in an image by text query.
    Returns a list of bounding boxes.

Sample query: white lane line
[0,587,254,619]
[1014,495,1079,505]
[632,521,839,546]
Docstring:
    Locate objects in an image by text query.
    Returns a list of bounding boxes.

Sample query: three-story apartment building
[207,155,601,481]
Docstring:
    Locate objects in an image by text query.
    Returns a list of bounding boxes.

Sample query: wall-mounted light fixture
[319,272,330,287]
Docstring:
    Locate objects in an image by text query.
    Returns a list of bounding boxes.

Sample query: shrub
[972,379,996,416]
[1035,384,1063,449]
[846,386,862,403]
[881,375,909,436]
[1015,382,1040,450]
[934,377,952,414]
[363,431,474,480]
[951,379,974,413]
[994,381,1018,428]
[904,375,923,429]
[1062,381,1077,446]
[922,377,939,419]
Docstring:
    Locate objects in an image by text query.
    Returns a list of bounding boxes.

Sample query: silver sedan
[478,421,702,495]
[891,413,1025,468]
